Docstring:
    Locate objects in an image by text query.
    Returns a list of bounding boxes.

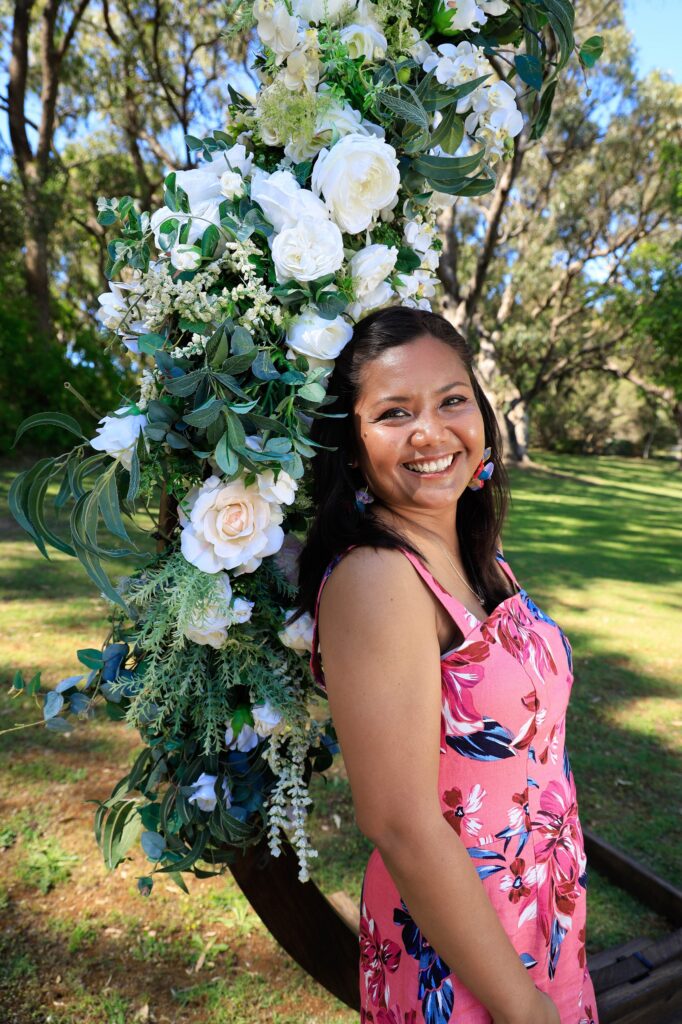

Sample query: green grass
[0,450,680,1022]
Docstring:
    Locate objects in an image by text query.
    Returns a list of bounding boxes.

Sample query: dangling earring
[354,485,374,512]
[468,446,494,491]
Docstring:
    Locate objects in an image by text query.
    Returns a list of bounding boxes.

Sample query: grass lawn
[0,450,680,1023]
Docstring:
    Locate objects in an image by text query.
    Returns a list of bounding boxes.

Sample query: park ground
[0,451,680,1024]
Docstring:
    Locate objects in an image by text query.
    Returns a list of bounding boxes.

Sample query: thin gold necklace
[397,516,486,606]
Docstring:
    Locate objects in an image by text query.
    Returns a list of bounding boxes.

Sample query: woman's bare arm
[318,547,557,1024]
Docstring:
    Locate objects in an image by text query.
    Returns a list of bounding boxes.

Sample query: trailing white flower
[339,22,387,62]
[95,280,148,353]
[187,772,219,812]
[264,711,319,882]
[279,611,315,653]
[250,169,328,232]
[311,132,400,233]
[89,407,147,472]
[178,474,285,575]
[465,80,523,156]
[271,215,344,283]
[285,307,353,366]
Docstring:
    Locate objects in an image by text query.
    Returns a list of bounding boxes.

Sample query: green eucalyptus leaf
[579,35,604,68]
[13,411,88,448]
[515,53,543,91]
[430,105,464,154]
[214,433,239,476]
[298,382,327,403]
[530,80,557,140]
[252,350,280,381]
[230,326,255,354]
[183,399,225,428]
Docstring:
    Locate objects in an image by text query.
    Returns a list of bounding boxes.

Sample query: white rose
[257,468,298,506]
[271,216,344,283]
[219,170,245,200]
[346,279,395,321]
[286,308,353,362]
[279,611,315,653]
[312,133,400,234]
[183,574,234,648]
[339,23,387,62]
[348,243,399,298]
[89,407,147,472]
[250,169,328,232]
[178,474,284,575]
[225,721,260,752]
[293,0,357,25]
[170,244,202,271]
[254,0,301,60]
[252,699,284,736]
[187,772,218,812]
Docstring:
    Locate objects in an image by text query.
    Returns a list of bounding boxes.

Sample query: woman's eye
[443,396,465,407]
[378,408,407,420]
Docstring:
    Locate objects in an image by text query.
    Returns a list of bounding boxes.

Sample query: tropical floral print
[311,548,599,1022]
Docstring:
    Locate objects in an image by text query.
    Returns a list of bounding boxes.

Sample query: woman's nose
[410,411,447,446]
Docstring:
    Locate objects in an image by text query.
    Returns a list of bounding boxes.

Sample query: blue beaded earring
[354,485,374,512]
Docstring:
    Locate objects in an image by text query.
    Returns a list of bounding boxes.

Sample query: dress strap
[398,548,481,637]
[494,548,522,592]
[309,544,358,692]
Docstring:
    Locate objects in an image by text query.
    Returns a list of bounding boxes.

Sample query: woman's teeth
[404,454,455,474]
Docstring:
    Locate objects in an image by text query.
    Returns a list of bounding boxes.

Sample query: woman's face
[352,334,486,516]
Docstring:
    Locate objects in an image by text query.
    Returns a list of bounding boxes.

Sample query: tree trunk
[24,180,53,337]
[503,398,532,464]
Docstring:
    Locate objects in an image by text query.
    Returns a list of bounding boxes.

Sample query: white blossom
[279,611,315,653]
[252,700,284,736]
[89,407,147,472]
[293,0,357,25]
[187,772,218,812]
[225,721,260,752]
[339,22,387,62]
[250,169,328,232]
[286,308,353,365]
[254,0,301,61]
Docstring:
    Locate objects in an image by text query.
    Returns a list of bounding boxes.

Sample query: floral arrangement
[9,0,588,891]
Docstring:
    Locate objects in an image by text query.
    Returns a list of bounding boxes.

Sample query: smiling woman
[294,306,600,1024]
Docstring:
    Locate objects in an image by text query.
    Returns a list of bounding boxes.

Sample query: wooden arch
[228,828,682,1023]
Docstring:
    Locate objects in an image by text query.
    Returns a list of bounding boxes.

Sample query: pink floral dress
[310,546,599,1024]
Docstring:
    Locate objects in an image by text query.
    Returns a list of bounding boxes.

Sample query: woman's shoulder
[319,544,432,619]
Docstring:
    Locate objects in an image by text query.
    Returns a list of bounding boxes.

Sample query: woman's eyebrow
[372,380,471,406]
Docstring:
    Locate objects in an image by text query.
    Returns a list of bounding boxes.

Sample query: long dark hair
[295,305,512,640]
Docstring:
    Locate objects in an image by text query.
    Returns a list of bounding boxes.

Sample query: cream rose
[279,611,315,653]
[286,308,353,363]
[311,133,400,234]
[271,216,344,283]
[178,474,284,575]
